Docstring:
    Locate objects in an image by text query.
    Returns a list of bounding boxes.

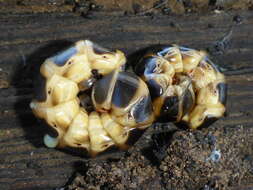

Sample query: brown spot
[91,69,102,79]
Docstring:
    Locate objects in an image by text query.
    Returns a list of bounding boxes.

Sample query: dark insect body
[30,40,227,157]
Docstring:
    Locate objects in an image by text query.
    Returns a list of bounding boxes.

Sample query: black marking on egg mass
[137,56,164,98]
[51,46,77,66]
[156,45,175,57]
[34,74,47,102]
[143,45,173,57]
[78,78,96,90]
[132,96,153,123]
[93,71,115,104]
[79,92,94,113]
[130,45,172,75]
[91,69,103,80]
[112,72,139,108]
[133,57,150,76]
[182,89,195,116]
[146,79,164,98]
[40,120,59,138]
[143,57,157,73]
[159,96,179,122]
[217,83,227,105]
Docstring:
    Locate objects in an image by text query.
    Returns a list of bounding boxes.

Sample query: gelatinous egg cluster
[30,40,226,157]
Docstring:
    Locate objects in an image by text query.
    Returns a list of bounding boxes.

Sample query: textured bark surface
[0,10,253,190]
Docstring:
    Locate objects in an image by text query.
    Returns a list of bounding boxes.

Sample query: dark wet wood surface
[0,11,253,190]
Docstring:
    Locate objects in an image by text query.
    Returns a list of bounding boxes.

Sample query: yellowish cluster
[30,40,127,156]
[30,41,226,157]
[143,45,226,129]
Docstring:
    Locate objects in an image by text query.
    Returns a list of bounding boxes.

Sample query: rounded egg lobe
[132,45,226,129]
[30,40,154,157]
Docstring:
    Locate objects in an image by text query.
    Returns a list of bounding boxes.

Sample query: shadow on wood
[12,40,73,148]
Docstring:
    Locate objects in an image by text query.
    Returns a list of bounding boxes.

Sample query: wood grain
[0,11,253,189]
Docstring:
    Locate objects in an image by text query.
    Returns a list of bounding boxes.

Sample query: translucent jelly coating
[133,45,226,129]
[30,40,154,157]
